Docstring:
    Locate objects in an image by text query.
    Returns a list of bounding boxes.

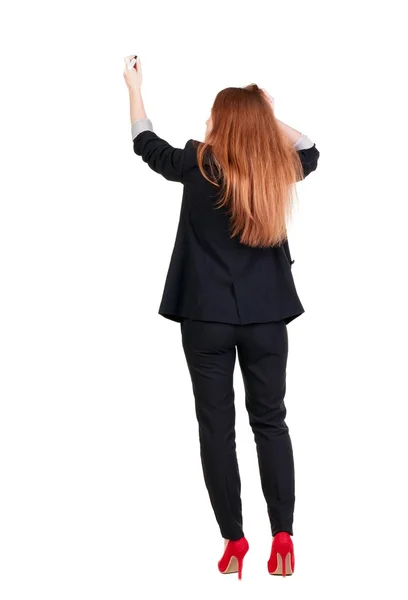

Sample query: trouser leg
[180,319,244,540]
[236,320,294,536]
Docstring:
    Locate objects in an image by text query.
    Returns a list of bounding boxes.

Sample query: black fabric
[181,317,294,539]
[133,131,320,325]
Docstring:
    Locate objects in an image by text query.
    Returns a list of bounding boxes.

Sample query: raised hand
[123,55,143,91]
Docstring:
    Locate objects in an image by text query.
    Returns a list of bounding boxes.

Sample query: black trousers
[180,318,295,541]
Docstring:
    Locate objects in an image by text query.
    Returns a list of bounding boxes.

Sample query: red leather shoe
[218,536,249,580]
[267,532,294,577]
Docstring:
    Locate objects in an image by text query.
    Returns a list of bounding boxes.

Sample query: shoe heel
[280,551,293,577]
[218,536,249,580]
[267,532,294,576]
[238,556,244,580]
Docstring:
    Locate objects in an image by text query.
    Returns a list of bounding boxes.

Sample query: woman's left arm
[123,56,189,183]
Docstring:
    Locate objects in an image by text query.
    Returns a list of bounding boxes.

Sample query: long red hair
[196,84,303,248]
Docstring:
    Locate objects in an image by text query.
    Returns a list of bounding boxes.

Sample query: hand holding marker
[127,55,137,70]
[123,55,143,90]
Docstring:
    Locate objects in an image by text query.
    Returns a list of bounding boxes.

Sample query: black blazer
[133,130,320,325]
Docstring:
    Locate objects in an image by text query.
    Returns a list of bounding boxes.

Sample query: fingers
[124,55,138,67]
[123,55,141,76]
[261,88,274,106]
[124,57,138,72]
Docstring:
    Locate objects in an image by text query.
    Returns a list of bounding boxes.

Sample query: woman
[123,56,320,579]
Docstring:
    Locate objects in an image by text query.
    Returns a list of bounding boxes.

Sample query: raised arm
[276,118,320,179]
[123,56,189,183]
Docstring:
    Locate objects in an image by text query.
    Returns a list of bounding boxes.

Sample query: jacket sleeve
[293,133,320,180]
[132,118,189,183]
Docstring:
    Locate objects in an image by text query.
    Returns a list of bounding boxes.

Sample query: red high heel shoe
[218,536,249,580]
[267,532,295,577]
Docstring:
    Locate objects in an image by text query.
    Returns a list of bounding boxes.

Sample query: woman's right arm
[276,119,314,150]
[276,119,320,179]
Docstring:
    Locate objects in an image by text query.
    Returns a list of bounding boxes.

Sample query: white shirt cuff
[131,118,154,140]
[293,133,314,150]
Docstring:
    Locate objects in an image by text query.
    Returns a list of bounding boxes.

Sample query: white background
[1,1,407,598]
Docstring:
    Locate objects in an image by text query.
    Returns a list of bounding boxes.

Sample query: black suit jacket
[133,130,320,325]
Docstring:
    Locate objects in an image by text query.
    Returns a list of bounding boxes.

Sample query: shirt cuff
[131,118,154,140]
[293,133,314,150]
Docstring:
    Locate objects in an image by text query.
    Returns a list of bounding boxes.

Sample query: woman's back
[133,128,319,324]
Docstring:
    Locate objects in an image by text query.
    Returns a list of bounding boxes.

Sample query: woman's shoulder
[183,139,203,170]
[184,139,213,165]
[185,138,201,153]
[183,139,219,185]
